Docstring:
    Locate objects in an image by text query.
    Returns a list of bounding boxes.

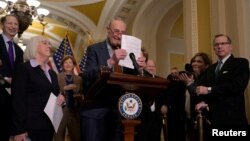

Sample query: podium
[84,68,169,141]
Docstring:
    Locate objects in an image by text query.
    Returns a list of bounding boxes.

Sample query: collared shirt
[106,40,114,58]
[30,59,52,83]
[106,40,115,68]
[218,54,231,68]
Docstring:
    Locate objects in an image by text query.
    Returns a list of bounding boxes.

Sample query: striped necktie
[215,60,222,78]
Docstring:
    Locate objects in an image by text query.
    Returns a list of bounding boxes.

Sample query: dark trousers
[28,128,54,141]
[167,114,186,141]
[135,109,162,141]
[0,93,11,141]
[80,108,122,141]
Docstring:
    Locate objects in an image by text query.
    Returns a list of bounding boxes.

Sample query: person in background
[0,14,24,141]
[178,52,211,141]
[122,47,148,76]
[159,67,187,141]
[195,34,249,128]
[134,59,162,141]
[11,35,65,141]
[54,55,83,141]
[146,59,156,77]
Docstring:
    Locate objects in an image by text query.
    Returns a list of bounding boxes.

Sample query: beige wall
[136,0,250,122]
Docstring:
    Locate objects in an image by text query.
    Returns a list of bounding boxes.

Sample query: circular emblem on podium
[118,93,142,119]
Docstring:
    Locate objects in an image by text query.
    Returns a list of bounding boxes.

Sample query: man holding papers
[80,17,146,141]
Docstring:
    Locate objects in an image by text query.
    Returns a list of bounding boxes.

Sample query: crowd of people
[0,14,249,141]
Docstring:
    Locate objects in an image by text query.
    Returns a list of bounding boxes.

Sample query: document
[119,35,142,69]
[44,93,63,133]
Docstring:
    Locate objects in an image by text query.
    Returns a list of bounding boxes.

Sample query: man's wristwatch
[207,87,212,93]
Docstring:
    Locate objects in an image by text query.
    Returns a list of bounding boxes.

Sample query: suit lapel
[33,65,54,86]
[216,55,234,80]
[49,69,58,88]
[100,41,110,64]
[0,35,23,68]
[0,35,12,67]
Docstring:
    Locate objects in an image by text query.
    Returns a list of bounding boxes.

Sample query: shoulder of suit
[88,40,106,49]
[0,35,6,49]
[229,57,249,65]
[234,57,248,62]
[15,61,30,72]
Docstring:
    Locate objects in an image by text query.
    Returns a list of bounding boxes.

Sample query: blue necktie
[7,41,14,68]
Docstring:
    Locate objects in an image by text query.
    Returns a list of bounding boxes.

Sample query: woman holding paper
[11,35,64,141]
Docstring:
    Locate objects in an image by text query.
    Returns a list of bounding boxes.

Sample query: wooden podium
[107,72,168,141]
[85,68,169,141]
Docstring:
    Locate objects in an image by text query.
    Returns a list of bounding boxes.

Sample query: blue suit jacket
[85,40,110,82]
[82,41,123,114]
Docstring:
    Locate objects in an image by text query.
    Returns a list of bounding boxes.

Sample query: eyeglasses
[213,42,230,47]
[108,27,125,36]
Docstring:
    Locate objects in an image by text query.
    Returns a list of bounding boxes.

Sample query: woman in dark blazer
[11,35,65,141]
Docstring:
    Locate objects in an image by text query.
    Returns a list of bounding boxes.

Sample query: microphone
[129,53,141,74]
[129,53,153,77]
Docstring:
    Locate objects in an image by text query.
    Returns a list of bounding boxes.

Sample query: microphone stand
[162,113,168,141]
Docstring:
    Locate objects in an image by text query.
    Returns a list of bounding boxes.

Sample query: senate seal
[118,93,142,119]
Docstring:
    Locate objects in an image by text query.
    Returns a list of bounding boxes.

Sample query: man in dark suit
[0,14,24,141]
[80,17,147,141]
[196,34,249,128]
[159,67,187,141]
[80,17,127,141]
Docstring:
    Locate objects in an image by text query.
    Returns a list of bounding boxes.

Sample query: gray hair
[108,16,126,28]
[24,35,49,61]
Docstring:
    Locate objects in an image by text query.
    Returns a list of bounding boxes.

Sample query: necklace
[65,74,73,83]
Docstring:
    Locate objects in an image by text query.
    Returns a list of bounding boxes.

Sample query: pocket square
[222,71,228,74]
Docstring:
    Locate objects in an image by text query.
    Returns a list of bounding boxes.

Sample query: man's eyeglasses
[213,42,230,47]
[108,27,125,36]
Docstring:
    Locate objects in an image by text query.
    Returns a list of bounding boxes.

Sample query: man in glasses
[195,34,249,139]
[80,17,146,141]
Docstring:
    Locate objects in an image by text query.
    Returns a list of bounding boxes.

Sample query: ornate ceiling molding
[43,0,104,6]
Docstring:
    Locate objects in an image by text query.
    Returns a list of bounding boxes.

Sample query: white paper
[119,35,142,69]
[44,93,63,133]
